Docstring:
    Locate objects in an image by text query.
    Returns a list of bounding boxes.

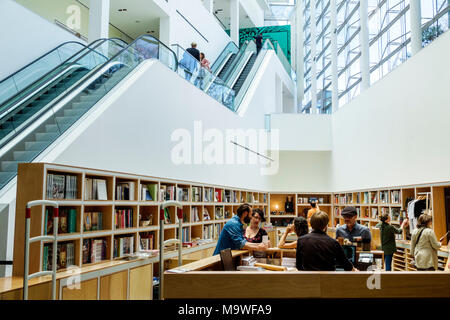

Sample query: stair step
[63,108,84,117]
[24,141,50,151]
[35,132,58,142]
[45,124,60,133]
[13,150,36,162]
[1,161,18,172]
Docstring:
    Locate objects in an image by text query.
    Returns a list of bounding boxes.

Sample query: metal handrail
[23,200,59,300]
[0,37,127,113]
[0,41,85,85]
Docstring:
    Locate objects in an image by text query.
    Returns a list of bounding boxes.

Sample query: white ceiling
[79,0,166,39]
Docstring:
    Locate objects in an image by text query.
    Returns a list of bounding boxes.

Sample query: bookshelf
[13,163,269,277]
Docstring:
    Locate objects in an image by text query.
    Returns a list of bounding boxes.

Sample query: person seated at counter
[278,216,309,249]
[336,206,371,245]
[296,211,357,271]
[244,208,271,258]
[213,204,268,255]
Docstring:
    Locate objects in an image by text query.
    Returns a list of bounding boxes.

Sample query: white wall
[331,30,450,191]
[160,0,232,62]
[271,114,332,151]
[240,0,265,27]
[0,0,85,81]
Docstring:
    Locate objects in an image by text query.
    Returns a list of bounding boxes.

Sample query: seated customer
[336,206,371,244]
[244,208,271,258]
[278,216,309,249]
[213,204,268,255]
[296,211,357,271]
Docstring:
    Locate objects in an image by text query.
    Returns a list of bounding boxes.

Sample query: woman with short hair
[411,214,441,271]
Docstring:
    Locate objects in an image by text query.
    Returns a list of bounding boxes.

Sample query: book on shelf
[391,190,400,204]
[81,238,107,264]
[379,191,389,204]
[85,178,108,200]
[202,208,211,221]
[114,236,134,258]
[215,207,224,219]
[177,187,189,202]
[43,241,75,271]
[182,227,190,243]
[224,210,231,219]
[116,181,135,200]
[139,233,154,250]
[203,188,213,202]
[141,183,158,201]
[191,207,200,222]
[84,212,103,231]
[191,187,202,202]
[163,208,172,224]
[46,173,78,199]
[45,208,77,234]
[224,190,231,203]
[160,185,175,201]
[115,208,134,228]
[214,189,223,202]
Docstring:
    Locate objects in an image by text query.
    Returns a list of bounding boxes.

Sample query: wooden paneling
[100,270,127,300]
[164,271,450,299]
[129,265,152,300]
[1,281,59,300]
[432,186,447,245]
[62,278,98,300]
[164,272,321,299]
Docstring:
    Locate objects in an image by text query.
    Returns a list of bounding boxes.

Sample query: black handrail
[0,38,128,113]
[0,41,86,85]
[210,41,239,72]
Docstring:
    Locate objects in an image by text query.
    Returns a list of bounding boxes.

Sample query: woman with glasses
[244,208,270,258]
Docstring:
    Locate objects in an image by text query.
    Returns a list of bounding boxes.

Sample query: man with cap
[336,206,371,244]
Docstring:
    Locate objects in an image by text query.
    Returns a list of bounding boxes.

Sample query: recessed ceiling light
[118,8,127,12]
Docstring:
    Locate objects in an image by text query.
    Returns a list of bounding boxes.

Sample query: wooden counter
[164,248,450,299]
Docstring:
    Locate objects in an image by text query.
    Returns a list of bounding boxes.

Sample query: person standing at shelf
[296,211,358,271]
[255,33,263,54]
[376,213,409,271]
[243,208,271,258]
[411,213,441,271]
[278,216,309,249]
[335,206,372,244]
[307,200,320,223]
[213,204,268,255]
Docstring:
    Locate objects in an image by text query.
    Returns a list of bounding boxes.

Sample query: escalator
[217,53,236,80]
[231,54,257,96]
[0,35,177,189]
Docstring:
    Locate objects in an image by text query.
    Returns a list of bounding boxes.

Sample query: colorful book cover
[59,209,68,234]
[84,212,92,231]
[68,209,77,233]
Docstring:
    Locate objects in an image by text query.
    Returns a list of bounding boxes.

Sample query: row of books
[202,224,221,240]
[204,188,214,202]
[181,227,190,242]
[139,233,154,250]
[113,236,134,258]
[298,196,327,204]
[84,212,103,231]
[85,178,107,200]
[116,182,135,200]
[115,209,134,229]
[45,208,77,235]
[160,185,175,201]
[43,242,75,271]
[192,187,202,202]
[46,173,78,199]
[82,238,107,264]
[177,188,189,202]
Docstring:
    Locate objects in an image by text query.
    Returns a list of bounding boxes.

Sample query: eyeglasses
[252,215,261,220]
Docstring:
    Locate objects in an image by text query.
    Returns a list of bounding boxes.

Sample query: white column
[410,0,422,56]
[296,2,304,112]
[88,0,110,42]
[331,0,339,112]
[310,0,318,113]
[204,0,214,14]
[159,17,171,45]
[230,0,240,46]
[359,0,370,91]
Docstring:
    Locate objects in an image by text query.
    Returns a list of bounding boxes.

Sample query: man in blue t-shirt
[213,204,268,255]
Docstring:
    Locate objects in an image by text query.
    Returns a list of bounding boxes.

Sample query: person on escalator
[255,33,263,54]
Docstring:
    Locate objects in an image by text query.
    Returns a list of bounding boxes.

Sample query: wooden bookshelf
[13,163,268,277]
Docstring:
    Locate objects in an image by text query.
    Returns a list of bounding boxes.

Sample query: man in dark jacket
[296,211,357,271]
[255,33,263,54]
[186,42,200,61]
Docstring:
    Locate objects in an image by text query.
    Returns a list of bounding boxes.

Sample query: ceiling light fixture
[118,8,127,12]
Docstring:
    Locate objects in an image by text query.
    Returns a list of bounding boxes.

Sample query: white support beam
[88,0,110,43]
[359,0,370,91]
[230,0,240,46]
[295,3,304,112]
[410,0,422,56]
[331,0,339,112]
[310,0,318,113]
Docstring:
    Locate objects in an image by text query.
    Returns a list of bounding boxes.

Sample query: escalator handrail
[0,41,86,85]
[221,40,251,83]
[0,38,128,113]
[210,41,239,73]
